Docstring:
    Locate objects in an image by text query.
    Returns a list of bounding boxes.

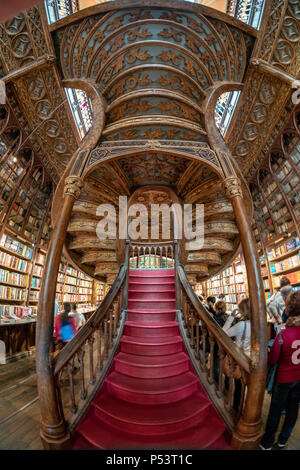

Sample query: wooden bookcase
[55,260,95,308]
[204,255,248,312]
[249,109,300,304]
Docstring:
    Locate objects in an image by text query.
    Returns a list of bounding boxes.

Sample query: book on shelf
[0,252,29,272]
[0,285,26,300]
[0,234,33,259]
[0,268,27,286]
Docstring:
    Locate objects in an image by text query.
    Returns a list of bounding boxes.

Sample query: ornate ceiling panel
[118,152,190,187]
[226,0,300,180]
[53,5,255,144]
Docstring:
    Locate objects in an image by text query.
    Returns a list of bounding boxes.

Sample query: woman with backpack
[54,302,77,349]
[260,290,300,450]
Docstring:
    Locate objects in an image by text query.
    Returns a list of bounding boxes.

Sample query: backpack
[60,320,74,342]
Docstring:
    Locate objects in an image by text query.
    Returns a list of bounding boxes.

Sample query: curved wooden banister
[54,263,127,375]
[175,260,251,435]
[177,264,250,374]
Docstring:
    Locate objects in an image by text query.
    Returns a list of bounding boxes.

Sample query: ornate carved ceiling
[0,0,299,186]
[226,0,300,181]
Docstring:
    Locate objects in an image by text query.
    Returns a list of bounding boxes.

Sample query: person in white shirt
[223,298,251,357]
[69,303,86,330]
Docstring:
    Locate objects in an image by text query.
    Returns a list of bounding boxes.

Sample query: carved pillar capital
[64,176,84,199]
[224,177,243,199]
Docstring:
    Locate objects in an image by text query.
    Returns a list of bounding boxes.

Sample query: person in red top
[260,291,300,450]
[54,302,77,349]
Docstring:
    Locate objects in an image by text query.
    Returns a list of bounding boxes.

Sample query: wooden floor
[0,353,299,450]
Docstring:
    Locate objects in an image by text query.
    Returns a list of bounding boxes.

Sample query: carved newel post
[224,176,268,450]
[36,175,83,449]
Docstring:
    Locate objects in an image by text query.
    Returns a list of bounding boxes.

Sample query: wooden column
[224,177,268,450]
[35,175,83,449]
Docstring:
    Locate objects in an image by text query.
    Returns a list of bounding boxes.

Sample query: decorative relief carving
[0,7,49,74]
[64,176,84,199]
[224,177,243,199]
[86,140,220,173]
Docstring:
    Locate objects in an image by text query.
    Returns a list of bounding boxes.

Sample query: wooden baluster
[224,355,235,412]
[98,323,103,370]
[114,300,118,337]
[190,311,195,348]
[170,245,174,267]
[200,325,207,371]
[208,332,215,384]
[78,347,87,400]
[217,346,225,398]
[160,247,162,268]
[109,309,113,347]
[104,317,109,357]
[137,247,140,268]
[195,316,200,360]
[236,372,248,421]
[88,335,95,385]
[67,359,77,414]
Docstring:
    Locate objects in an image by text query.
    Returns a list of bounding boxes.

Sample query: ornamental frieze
[85,140,221,175]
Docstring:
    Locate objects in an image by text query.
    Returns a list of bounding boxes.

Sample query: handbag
[266,330,283,394]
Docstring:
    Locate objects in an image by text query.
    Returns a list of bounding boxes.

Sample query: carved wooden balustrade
[176,264,251,433]
[129,242,175,269]
[51,262,127,436]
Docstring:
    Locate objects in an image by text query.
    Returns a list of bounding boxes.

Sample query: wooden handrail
[177,264,250,374]
[54,263,127,375]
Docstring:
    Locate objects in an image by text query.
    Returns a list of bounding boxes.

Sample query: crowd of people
[197,276,300,450]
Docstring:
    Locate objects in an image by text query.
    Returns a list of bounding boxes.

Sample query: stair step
[75,409,230,449]
[129,269,174,277]
[105,371,198,404]
[114,351,189,378]
[92,390,211,436]
[124,321,179,338]
[127,309,175,322]
[128,290,175,300]
[120,335,182,356]
[128,299,176,310]
[128,281,175,291]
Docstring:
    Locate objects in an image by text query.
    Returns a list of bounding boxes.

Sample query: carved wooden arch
[82,142,225,182]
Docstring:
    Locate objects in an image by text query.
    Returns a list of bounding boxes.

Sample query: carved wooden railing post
[36,175,83,449]
[174,239,181,315]
[224,176,268,450]
[122,239,130,314]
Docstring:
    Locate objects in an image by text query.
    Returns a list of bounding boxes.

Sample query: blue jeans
[261,380,300,448]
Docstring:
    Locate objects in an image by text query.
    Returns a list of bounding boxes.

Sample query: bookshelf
[94,281,105,304]
[55,260,95,308]
[249,120,300,308]
[205,255,248,312]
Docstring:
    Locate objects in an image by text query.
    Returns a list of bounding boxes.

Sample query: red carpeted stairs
[72,269,231,450]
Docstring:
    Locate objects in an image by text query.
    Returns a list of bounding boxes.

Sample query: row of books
[0,268,27,286]
[64,285,78,294]
[36,252,46,265]
[33,265,43,277]
[0,285,26,300]
[0,305,36,321]
[78,280,93,288]
[272,271,300,287]
[270,254,300,274]
[31,277,41,288]
[78,287,93,295]
[223,276,235,285]
[0,234,33,259]
[267,237,300,261]
[263,279,270,290]
[28,291,39,301]
[0,251,30,272]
